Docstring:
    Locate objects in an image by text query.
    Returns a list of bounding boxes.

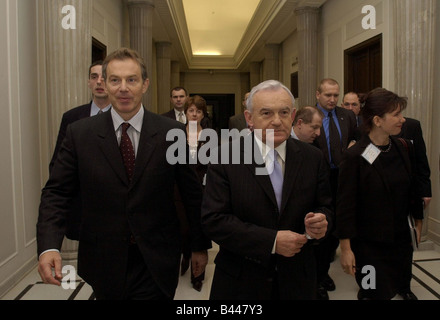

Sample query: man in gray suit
[202,80,332,299]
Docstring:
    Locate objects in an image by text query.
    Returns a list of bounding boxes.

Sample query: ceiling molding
[152,0,327,71]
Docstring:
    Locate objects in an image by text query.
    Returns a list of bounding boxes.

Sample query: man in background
[313,78,358,300]
[342,92,362,127]
[291,106,324,144]
[229,92,250,131]
[163,86,188,124]
[49,60,111,240]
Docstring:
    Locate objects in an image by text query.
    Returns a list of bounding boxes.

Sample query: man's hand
[304,212,328,240]
[191,250,208,278]
[275,231,308,257]
[38,251,63,286]
[340,239,356,276]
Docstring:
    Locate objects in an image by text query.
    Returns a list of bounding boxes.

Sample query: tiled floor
[2,243,440,300]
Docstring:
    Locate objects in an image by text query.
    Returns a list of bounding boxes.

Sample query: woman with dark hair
[177,95,211,291]
[184,95,210,163]
[335,88,423,300]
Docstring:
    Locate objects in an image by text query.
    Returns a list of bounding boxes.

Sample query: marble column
[156,42,171,114]
[43,0,92,261]
[127,0,154,110]
[171,61,181,91]
[263,44,280,81]
[393,0,436,241]
[295,6,319,107]
[249,62,261,89]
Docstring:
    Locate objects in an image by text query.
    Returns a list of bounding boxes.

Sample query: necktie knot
[122,122,130,133]
[178,112,185,123]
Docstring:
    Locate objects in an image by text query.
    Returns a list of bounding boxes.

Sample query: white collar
[254,134,286,163]
[290,127,299,140]
[111,106,144,133]
[91,101,111,116]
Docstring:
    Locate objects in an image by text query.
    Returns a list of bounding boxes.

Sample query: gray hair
[246,80,295,112]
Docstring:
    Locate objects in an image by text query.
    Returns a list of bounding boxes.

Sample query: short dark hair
[360,87,407,133]
[343,91,360,100]
[317,78,339,93]
[89,60,103,78]
[293,106,324,126]
[102,48,148,81]
[170,87,188,97]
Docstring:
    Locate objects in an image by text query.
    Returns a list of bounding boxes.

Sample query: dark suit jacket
[49,102,92,171]
[335,135,424,242]
[37,109,211,298]
[201,135,333,299]
[49,102,92,240]
[228,112,247,131]
[395,117,432,197]
[162,109,177,121]
[314,106,358,168]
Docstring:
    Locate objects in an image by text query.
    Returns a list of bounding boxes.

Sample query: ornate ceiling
[152,0,326,71]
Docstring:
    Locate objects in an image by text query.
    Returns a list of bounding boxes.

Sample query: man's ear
[244,110,253,126]
[142,78,150,94]
[291,108,297,122]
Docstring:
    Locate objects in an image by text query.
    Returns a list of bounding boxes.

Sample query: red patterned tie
[120,123,135,181]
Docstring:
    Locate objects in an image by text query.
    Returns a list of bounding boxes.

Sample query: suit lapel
[242,135,279,209]
[97,109,158,187]
[316,131,330,165]
[82,102,93,118]
[280,138,302,214]
[97,112,128,185]
[130,110,157,187]
[335,107,349,149]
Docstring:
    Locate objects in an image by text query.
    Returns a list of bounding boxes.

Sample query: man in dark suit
[37,48,211,300]
[201,80,333,300]
[313,78,358,299]
[162,87,188,124]
[396,117,432,208]
[291,106,324,144]
[228,92,250,131]
[342,92,361,127]
[48,61,111,240]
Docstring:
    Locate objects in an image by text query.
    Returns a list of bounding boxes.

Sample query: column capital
[126,0,154,7]
[294,6,320,16]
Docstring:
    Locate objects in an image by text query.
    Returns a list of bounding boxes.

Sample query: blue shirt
[317,104,341,167]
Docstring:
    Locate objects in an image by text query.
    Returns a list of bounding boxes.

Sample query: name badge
[362,143,381,164]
